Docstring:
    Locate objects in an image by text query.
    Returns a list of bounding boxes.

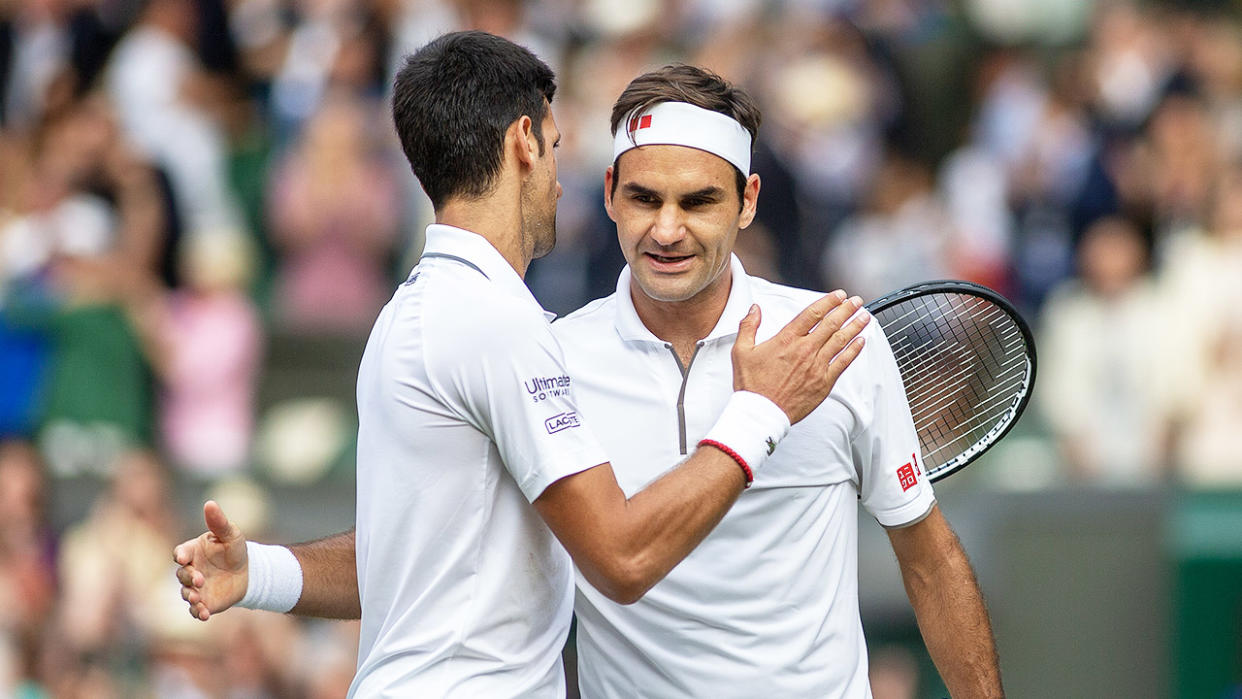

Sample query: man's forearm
[535,447,746,604]
[890,508,1003,698]
[289,530,361,619]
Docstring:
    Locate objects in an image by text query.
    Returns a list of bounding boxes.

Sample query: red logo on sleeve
[897,452,922,491]
[897,461,918,491]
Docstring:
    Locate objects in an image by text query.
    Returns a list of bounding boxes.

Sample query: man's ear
[603,165,617,222]
[509,115,539,171]
[738,173,761,229]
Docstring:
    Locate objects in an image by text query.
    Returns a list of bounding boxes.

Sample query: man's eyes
[628,194,717,208]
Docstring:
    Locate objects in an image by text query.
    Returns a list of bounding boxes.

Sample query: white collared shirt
[350,225,607,698]
[554,256,935,699]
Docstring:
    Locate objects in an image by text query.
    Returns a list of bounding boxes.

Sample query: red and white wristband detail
[697,390,792,488]
[238,541,304,613]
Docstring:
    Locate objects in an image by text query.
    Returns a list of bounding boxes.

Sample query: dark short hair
[609,65,761,206]
[392,31,557,209]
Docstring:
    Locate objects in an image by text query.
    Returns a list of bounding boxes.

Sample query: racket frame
[864,280,1038,482]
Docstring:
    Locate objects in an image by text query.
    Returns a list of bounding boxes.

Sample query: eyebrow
[680,186,725,201]
[621,183,725,201]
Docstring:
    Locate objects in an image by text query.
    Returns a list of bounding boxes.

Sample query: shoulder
[749,277,826,316]
[748,277,857,341]
[551,293,617,342]
[757,277,899,401]
[411,264,552,351]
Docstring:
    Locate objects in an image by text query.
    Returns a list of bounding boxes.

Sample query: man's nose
[649,205,686,247]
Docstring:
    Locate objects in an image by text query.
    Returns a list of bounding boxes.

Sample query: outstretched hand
[731,290,870,424]
[174,500,249,621]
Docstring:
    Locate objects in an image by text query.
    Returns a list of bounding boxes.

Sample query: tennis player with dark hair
[175,32,870,698]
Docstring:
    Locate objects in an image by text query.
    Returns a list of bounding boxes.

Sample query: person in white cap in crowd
[176,59,1003,698]
[176,34,869,698]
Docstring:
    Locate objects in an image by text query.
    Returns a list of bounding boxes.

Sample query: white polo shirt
[350,225,608,698]
[554,256,935,699]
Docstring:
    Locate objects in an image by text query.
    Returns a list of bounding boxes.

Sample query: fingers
[173,541,193,565]
[203,500,239,543]
[175,564,204,589]
[187,600,210,622]
[179,570,210,621]
[780,290,847,337]
[734,304,760,352]
[809,295,864,341]
[816,308,871,369]
[825,335,867,380]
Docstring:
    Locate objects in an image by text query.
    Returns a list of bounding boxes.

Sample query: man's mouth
[645,252,693,265]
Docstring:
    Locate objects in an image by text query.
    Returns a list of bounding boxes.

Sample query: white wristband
[238,542,304,613]
[700,390,792,477]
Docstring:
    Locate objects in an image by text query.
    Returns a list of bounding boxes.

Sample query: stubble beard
[522,180,558,261]
[530,213,556,260]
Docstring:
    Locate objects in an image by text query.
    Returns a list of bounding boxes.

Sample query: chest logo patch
[526,375,572,403]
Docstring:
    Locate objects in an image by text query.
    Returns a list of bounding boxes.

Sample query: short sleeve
[852,323,936,527]
[430,299,609,503]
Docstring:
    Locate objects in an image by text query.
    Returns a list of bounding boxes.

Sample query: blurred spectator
[1143,91,1221,241]
[268,0,389,139]
[1161,165,1242,487]
[937,145,1013,293]
[105,0,246,237]
[1184,16,1242,165]
[0,0,123,131]
[1175,315,1242,488]
[821,151,953,301]
[0,123,49,434]
[129,230,263,478]
[967,49,1098,309]
[54,451,179,676]
[1084,2,1173,131]
[1038,216,1169,485]
[266,92,401,332]
[761,17,896,290]
[0,96,165,475]
[0,440,56,698]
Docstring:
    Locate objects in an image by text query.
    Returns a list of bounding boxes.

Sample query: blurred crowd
[3,0,1242,695]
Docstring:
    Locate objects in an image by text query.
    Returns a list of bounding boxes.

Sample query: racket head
[865,280,1037,483]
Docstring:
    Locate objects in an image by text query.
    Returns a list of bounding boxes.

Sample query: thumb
[203,500,240,543]
[734,304,760,352]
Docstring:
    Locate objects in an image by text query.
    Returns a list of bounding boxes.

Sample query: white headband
[612,102,753,175]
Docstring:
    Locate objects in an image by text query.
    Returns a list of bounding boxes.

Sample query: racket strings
[876,292,1032,478]
[910,362,1028,424]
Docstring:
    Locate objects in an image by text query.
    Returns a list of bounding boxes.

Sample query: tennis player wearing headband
[174,58,1002,697]
[558,66,1002,698]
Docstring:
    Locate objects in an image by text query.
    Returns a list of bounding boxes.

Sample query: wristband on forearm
[238,542,304,613]
[698,390,792,487]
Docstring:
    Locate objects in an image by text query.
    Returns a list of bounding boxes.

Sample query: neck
[436,187,530,278]
[630,266,733,353]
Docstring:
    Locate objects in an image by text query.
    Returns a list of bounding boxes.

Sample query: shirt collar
[613,254,754,344]
[420,224,556,321]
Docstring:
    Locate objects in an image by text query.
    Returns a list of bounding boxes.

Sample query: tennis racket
[865,280,1036,482]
